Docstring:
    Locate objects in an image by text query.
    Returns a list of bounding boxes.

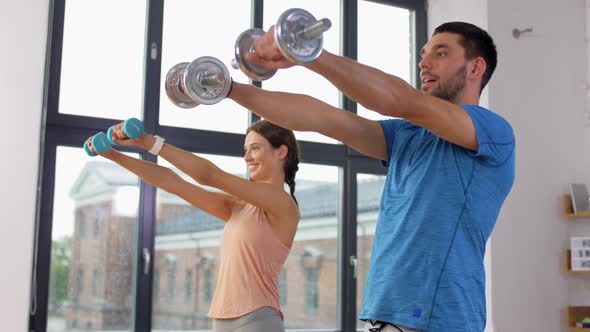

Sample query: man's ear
[469,57,487,80]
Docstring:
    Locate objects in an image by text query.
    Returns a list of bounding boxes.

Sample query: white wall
[489,0,590,331]
[430,0,590,331]
[0,0,49,331]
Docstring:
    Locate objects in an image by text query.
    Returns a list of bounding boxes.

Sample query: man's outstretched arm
[246,27,478,151]
[305,51,477,151]
[228,82,388,161]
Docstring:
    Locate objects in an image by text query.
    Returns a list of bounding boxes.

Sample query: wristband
[149,135,165,155]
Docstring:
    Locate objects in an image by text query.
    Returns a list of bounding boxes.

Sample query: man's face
[419,32,469,103]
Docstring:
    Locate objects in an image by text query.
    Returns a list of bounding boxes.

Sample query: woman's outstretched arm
[92,144,235,221]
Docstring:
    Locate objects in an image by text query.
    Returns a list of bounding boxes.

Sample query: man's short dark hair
[434,22,497,93]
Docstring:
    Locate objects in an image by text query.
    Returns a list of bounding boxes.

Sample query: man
[226,21,515,332]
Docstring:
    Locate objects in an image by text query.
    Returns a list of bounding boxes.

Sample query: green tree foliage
[49,236,71,313]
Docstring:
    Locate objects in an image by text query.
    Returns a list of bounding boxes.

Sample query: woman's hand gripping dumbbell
[106,117,144,145]
[231,8,332,81]
[83,132,113,157]
[84,118,163,157]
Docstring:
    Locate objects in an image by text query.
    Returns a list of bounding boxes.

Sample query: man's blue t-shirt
[359,105,515,332]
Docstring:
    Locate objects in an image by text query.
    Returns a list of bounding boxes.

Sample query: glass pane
[152,154,246,330]
[357,2,412,121]
[284,163,339,329]
[263,0,342,144]
[59,0,146,120]
[356,173,386,329]
[48,147,140,332]
[159,0,251,134]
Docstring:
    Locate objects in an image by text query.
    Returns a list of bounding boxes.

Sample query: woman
[85,119,300,332]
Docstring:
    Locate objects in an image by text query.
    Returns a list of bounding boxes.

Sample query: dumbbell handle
[231,17,331,71]
[231,9,330,81]
[198,70,225,86]
[298,18,331,39]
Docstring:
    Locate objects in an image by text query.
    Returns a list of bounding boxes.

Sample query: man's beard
[424,65,467,103]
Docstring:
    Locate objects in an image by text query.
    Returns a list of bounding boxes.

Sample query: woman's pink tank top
[208,202,290,319]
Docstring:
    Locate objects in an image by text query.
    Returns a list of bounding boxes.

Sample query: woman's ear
[278,145,288,160]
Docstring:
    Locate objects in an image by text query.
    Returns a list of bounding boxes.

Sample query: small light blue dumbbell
[83,132,112,157]
[106,117,144,144]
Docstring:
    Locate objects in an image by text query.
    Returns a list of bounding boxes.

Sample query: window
[93,203,109,238]
[357,1,414,121]
[49,235,71,315]
[58,0,146,120]
[92,270,99,297]
[305,268,320,315]
[93,205,102,239]
[36,1,425,331]
[167,268,176,304]
[356,173,386,329]
[263,0,342,144]
[78,219,86,239]
[76,269,84,301]
[46,148,141,331]
[159,0,251,134]
[291,164,339,327]
[153,270,160,304]
[204,269,213,304]
[184,270,193,304]
[93,219,100,238]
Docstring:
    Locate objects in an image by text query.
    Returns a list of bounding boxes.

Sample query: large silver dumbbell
[165,56,232,108]
[232,29,277,81]
[231,8,331,81]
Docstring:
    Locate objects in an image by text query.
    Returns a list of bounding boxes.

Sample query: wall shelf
[563,191,590,330]
[565,250,590,274]
[567,306,590,331]
[563,194,590,218]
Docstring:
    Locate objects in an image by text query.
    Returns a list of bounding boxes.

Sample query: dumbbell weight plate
[83,132,111,156]
[184,56,231,105]
[233,28,277,81]
[123,117,144,139]
[92,132,112,153]
[165,62,199,109]
[275,8,323,64]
